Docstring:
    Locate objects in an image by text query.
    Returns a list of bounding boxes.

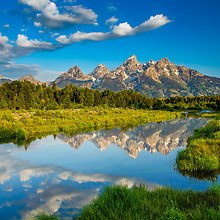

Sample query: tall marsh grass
[78,185,220,220]
[176,118,220,178]
[34,185,220,220]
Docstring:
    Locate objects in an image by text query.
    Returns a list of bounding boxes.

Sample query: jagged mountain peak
[67,66,83,75]
[126,54,137,61]
[53,65,94,88]
[156,58,171,66]
[123,55,139,67]
[115,55,143,77]
[91,64,110,79]
[58,65,89,80]
[94,64,109,71]
[97,64,107,68]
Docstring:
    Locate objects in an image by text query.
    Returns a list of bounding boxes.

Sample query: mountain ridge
[52,55,220,97]
[0,55,219,97]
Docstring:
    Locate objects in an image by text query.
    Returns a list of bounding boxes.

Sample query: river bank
[0,108,180,145]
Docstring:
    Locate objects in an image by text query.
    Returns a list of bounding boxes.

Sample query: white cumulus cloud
[20,0,49,10]
[134,14,172,32]
[0,33,14,62]
[112,22,133,36]
[0,33,9,45]
[16,34,53,49]
[20,0,98,28]
[56,14,171,44]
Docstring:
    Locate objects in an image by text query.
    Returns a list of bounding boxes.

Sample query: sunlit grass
[0,108,180,145]
[176,116,220,178]
[78,185,220,220]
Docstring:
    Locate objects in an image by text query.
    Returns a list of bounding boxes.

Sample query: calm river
[0,117,219,219]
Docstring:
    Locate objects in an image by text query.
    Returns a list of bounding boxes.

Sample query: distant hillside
[0,74,12,85]
[18,75,44,85]
[0,74,43,86]
[0,78,12,85]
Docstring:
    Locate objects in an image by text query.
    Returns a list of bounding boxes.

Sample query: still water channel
[0,117,219,219]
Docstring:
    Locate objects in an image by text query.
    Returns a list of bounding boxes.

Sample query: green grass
[34,185,220,220]
[0,108,180,145]
[176,117,220,178]
[78,185,220,220]
[34,212,59,220]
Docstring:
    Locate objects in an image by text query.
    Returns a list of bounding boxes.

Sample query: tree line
[0,81,219,110]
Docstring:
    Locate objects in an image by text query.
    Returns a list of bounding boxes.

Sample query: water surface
[0,117,219,219]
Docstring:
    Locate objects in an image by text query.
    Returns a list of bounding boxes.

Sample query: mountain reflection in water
[57,118,209,158]
[0,117,216,220]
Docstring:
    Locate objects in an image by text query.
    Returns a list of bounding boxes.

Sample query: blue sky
[0,0,219,81]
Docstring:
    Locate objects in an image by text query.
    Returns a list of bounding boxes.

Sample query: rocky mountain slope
[57,118,209,158]
[52,55,220,97]
[53,66,94,88]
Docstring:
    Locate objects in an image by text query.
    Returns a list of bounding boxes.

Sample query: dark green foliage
[0,81,219,110]
[0,128,26,141]
[34,212,59,220]
[163,96,220,111]
[78,185,220,220]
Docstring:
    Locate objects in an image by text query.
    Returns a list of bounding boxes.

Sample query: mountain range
[1,55,220,97]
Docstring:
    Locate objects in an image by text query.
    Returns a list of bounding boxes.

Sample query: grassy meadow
[0,108,180,145]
